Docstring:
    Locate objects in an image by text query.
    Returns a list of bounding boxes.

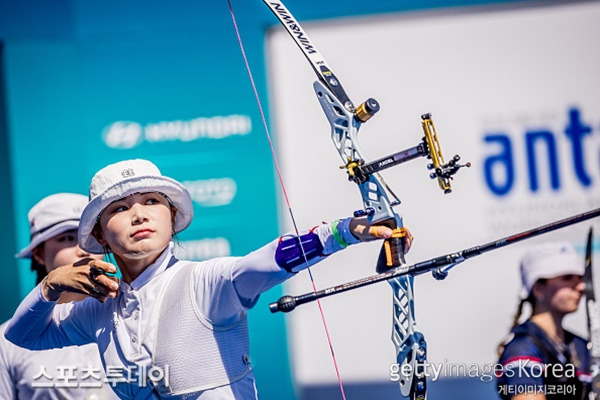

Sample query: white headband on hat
[78,159,194,254]
[520,242,584,299]
[16,193,88,259]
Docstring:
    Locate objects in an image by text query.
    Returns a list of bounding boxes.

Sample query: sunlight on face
[38,229,102,273]
[98,192,174,267]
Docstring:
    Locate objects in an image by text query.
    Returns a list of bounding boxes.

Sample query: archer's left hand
[349,217,413,254]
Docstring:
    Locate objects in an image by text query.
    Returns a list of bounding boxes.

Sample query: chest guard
[152,262,252,397]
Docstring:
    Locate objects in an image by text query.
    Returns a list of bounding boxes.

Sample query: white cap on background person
[520,242,584,299]
[16,193,88,258]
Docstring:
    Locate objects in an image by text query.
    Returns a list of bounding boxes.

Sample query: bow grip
[377,227,407,273]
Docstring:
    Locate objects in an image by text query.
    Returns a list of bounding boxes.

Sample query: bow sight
[342,111,471,199]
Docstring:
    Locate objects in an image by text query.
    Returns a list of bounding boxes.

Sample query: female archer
[497,242,592,400]
[0,193,117,399]
[5,158,412,399]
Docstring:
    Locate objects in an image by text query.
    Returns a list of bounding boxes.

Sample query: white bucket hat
[16,193,88,259]
[520,242,584,299]
[78,159,193,254]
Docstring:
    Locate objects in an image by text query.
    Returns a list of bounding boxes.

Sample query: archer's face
[34,229,102,273]
[98,192,174,267]
[540,274,585,315]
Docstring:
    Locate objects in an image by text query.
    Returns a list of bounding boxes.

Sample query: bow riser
[314,78,425,400]
[391,277,427,399]
[257,2,466,399]
[314,81,400,225]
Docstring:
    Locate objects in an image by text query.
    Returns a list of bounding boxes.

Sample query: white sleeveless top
[153,262,252,397]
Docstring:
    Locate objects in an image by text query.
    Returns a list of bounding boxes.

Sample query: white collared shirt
[5,222,351,399]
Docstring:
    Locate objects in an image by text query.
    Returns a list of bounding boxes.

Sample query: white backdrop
[267,0,600,387]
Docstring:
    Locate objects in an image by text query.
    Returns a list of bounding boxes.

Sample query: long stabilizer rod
[270,207,600,313]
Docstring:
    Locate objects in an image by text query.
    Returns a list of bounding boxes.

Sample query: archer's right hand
[42,258,119,302]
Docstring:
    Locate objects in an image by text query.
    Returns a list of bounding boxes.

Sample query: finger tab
[89,266,104,281]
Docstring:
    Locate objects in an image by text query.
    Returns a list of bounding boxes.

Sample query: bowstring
[226,1,347,399]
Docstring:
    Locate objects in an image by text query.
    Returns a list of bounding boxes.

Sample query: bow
[228,1,468,399]
[227,3,600,399]
[251,2,469,399]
